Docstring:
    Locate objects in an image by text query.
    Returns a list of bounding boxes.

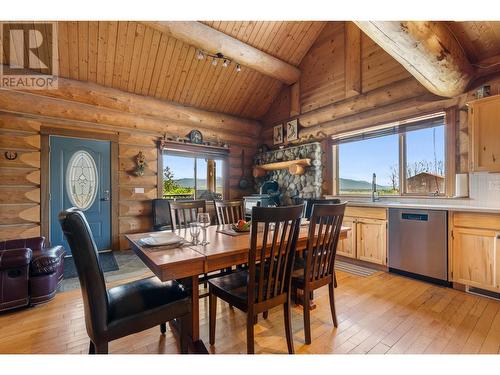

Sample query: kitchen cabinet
[338,206,387,265]
[452,227,497,290]
[450,212,500,292]
[357,218,387,265]
[337,217,356,258]
[469,95,500,172]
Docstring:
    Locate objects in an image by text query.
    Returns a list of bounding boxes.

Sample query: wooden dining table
[126,223,349,353]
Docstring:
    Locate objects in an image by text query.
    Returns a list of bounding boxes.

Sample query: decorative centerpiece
[231,219,251,232]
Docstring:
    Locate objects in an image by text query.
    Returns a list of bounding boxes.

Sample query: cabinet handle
[497,234,500,240]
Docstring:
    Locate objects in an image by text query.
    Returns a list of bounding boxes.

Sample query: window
[162,152,225,200]
[338,134,399,195]
[334,113,447,196]
[66,150,98,210]
[405,125,445,195]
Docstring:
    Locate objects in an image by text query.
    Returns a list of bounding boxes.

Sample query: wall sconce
[134,151,147,177]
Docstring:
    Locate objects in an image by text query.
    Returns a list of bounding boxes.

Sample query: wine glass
[189,222,201,245]
[197,213,211,245]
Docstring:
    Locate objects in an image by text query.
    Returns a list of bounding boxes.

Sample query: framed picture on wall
[286,119,298,142]
[273,124,283,145]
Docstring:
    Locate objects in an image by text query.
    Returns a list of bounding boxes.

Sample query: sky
[164,154,223,181]
[339,126,445,186]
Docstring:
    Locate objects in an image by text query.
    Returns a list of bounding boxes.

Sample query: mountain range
[339,178,390,191]
[174,177,389,191]
[175,178,222,189]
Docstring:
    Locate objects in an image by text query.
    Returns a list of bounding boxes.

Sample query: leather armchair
[59,208,191,354]
[0,248,32,311]
[0,237,65,312]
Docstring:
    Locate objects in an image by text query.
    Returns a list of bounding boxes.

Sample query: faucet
[371,173,380,202]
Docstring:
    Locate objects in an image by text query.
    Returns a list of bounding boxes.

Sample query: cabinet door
[496,234,500,290]
[470,96,500,172]
[356,219,387,265]
[337,216,356,258]
[452,227,497,291]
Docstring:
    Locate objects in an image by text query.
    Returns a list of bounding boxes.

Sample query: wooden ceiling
[0,21,325,120]
[2,21,500,121]
[447,21,500,63]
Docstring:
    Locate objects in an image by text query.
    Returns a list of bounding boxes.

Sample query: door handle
[101,190,111,201]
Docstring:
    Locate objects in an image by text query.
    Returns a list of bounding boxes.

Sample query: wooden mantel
[253,158,311,177]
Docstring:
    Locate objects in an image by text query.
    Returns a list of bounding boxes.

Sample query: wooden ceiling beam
[354,21,475,98]
[142,21,301,85]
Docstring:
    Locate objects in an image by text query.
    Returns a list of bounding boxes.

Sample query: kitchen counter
[342,200,500,214]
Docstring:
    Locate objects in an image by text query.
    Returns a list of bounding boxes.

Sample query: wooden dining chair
[303,198,341,220]
[169,200,210,288]
[214,200,245,225]
[302,198,341,288]
[208,204,304,354]
[291,202,346,345]
[169,200,206,230]
[214,200,245,276]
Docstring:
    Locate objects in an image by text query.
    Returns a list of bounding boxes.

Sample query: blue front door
[50,136,111,253]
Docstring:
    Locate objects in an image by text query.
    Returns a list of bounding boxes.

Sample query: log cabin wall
[260,21,500,195]
[0,78,259,250]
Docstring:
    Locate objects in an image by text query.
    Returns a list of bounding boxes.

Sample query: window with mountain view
[336,114,446,196]
[338,134,400,195]
[163,153,224,200]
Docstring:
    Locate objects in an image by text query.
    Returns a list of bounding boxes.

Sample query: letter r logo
[2,23,54,75]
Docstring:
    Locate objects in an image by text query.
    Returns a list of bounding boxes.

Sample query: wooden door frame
[40,126,120,251]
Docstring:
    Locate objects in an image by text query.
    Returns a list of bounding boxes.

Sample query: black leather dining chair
[59,208,192,354]
[152,198,172,231]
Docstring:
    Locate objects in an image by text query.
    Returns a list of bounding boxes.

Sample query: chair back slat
[248,205,303,308]
[305,203,346,284]
[169,200,206,231]
[214,200,244,225]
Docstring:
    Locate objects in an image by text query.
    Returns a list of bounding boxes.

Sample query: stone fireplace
[253,142,323,205]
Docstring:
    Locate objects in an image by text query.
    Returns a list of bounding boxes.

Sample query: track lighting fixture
[195,49,241,72]
[196,49,204,60]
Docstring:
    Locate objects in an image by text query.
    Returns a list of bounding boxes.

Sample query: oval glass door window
[66,150,99,210]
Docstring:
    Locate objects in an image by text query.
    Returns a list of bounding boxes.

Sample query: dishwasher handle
[401,212,429,221]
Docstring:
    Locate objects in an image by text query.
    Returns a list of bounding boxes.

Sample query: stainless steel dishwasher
[388,208,449,285]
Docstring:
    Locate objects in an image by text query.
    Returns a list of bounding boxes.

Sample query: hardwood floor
[1,270,499,354]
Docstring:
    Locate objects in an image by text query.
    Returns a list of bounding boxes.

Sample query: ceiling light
[212,58,218,66]
[222,59,229,68]
[236,64,241,72]
[196,50,204,60]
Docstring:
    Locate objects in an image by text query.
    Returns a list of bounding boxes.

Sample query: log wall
[260,21,500,195]
[0,79,259,249]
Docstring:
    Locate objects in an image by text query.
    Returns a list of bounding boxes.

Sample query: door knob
[101,190,111,201]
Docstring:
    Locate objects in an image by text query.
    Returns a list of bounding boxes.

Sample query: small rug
[335,260,378,277]
[63,251,119,279]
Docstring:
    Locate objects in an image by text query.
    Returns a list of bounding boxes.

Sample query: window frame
[158,141,230,200]
[332,110,456,198]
